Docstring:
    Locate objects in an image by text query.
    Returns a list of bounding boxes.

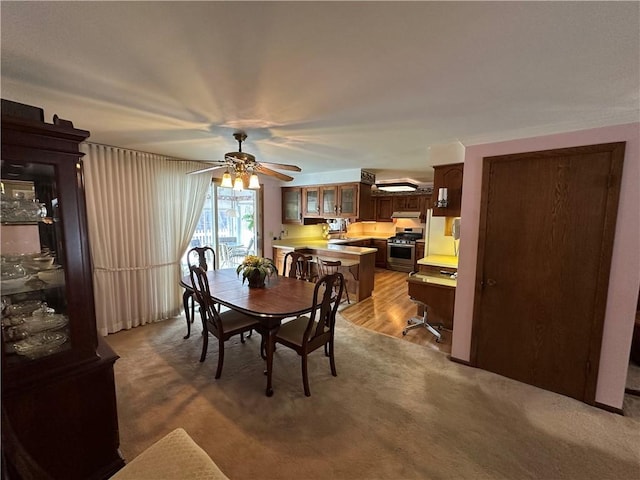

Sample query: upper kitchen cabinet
[302,186,320,217]
[375,196,394,222]
[282,187,303,224]
[432,163,463,217]
[1,99,123,478]
[373,193,431,221]
[284,182,373,222]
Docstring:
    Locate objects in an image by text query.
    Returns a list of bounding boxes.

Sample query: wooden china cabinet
[1,100,123,479]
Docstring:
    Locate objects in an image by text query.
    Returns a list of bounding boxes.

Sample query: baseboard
[448,355,473,367]
[625,387,640,397]
[594,401,624,416]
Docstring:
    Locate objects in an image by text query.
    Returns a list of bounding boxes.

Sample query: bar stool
[316,258,350,304]
[402,298,442,342]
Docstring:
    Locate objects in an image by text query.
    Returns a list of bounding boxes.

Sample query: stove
[387,227,424,272]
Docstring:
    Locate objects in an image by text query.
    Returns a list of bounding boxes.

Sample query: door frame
[470,142,625,403]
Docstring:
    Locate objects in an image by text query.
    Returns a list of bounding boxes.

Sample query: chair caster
[402,330,407,336]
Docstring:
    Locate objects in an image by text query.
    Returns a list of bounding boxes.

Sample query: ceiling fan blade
[256,165,294,182]
[187,165,227,175]
[258,161,301,172]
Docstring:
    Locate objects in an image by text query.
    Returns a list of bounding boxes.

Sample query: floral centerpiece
[236,255,277,288]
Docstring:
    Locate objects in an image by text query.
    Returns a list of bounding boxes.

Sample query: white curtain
[81,143,210,335]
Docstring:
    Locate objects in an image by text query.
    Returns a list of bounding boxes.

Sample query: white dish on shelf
[13,330,69,359]
[37,268,64,283]
[22,314,69,334]
[0,276,31,289]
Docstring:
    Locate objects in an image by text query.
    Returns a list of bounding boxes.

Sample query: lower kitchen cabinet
[407,279,456,330]
[371,239,387,268]
[414,242,425,271]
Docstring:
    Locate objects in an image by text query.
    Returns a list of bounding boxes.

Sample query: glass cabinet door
[303,187,320,216]
[339,184,358,217]
[282,187,302,224]
[1,165,70,363]
[320,186,337,216]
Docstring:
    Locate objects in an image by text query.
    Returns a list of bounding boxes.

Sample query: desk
[181,268,317,396]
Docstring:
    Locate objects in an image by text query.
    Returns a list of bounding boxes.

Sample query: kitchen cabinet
[303,186,320,216]
[407,276,456,330]
[414,241,425,272]
[283,182,373,222]
[345,239,371,247]
[432,163,463,217]
[371,239,388,268]
[1,99,123,478]
[393,195,422,212]
[375,196,394,222]
[282,187,303,224]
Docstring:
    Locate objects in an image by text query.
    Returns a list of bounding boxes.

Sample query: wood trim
[594,401,624,416]
[448,356,473,367]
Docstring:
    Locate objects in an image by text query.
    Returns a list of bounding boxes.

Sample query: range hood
[391,211,421,219]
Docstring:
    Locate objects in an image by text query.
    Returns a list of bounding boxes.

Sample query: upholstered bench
[110,428,229,479]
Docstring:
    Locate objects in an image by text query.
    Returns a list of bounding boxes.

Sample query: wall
[452,122,640,409]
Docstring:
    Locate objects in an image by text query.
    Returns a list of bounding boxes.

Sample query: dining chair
[316,258,350,304]
[283,251,314,282]
[273,272,345,396]
[184,246,217,339]
[189,265,262,379]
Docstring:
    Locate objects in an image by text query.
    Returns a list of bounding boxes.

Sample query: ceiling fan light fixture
[248,173,260,189]
[221,171,233,188]
[233,176,244,191]
[375,182,418,192]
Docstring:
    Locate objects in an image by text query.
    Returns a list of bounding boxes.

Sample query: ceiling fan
[187,131,301,188]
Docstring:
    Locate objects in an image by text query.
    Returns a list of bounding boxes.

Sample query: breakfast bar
[272,240,377,302]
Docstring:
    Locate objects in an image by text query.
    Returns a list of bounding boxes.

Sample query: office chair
[402,298,443,342]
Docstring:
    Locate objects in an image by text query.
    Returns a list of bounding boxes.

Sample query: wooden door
[472,143,625,403]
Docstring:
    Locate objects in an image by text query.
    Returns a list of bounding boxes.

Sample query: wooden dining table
[180,268,319,396]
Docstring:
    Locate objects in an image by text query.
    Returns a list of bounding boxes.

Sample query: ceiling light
[220,171,233,188]
[233,176,244,191]
[248,173,260,189]
[375,182,418,192]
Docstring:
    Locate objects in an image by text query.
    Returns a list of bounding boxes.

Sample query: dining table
[180,268,319,396]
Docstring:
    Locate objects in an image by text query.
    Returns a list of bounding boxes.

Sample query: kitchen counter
[407,272,457,288]
[417,254,459,269]
[272,239,377,255]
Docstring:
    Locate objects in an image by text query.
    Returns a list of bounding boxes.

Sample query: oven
[387,241,415,272]
[386,227,424,272]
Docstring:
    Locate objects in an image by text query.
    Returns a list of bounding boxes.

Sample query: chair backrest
[303,273,344,349]
[316,258,342,277]
[187,246,216,271]
[188,265,223,337]
[283,251,313,281]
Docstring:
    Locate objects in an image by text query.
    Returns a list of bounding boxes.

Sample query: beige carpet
[106,315,640,480]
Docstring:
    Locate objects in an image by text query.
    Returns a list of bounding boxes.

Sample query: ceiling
[1,2,638,184]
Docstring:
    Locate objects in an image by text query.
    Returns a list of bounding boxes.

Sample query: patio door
[185,183,261,271]
[215,185,259,267]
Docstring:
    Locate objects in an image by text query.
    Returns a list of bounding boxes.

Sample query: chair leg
[183,290,192,339]
[240,332,245,343]
[215,338,225,379]
[247,329,253,338]
[301,354,311,397]
[328,338,337,377]
[200,330,208,362]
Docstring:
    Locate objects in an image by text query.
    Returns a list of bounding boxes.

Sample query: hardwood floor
[340,268,452,355]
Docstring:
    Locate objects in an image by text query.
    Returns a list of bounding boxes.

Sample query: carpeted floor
[106,314,640,480]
